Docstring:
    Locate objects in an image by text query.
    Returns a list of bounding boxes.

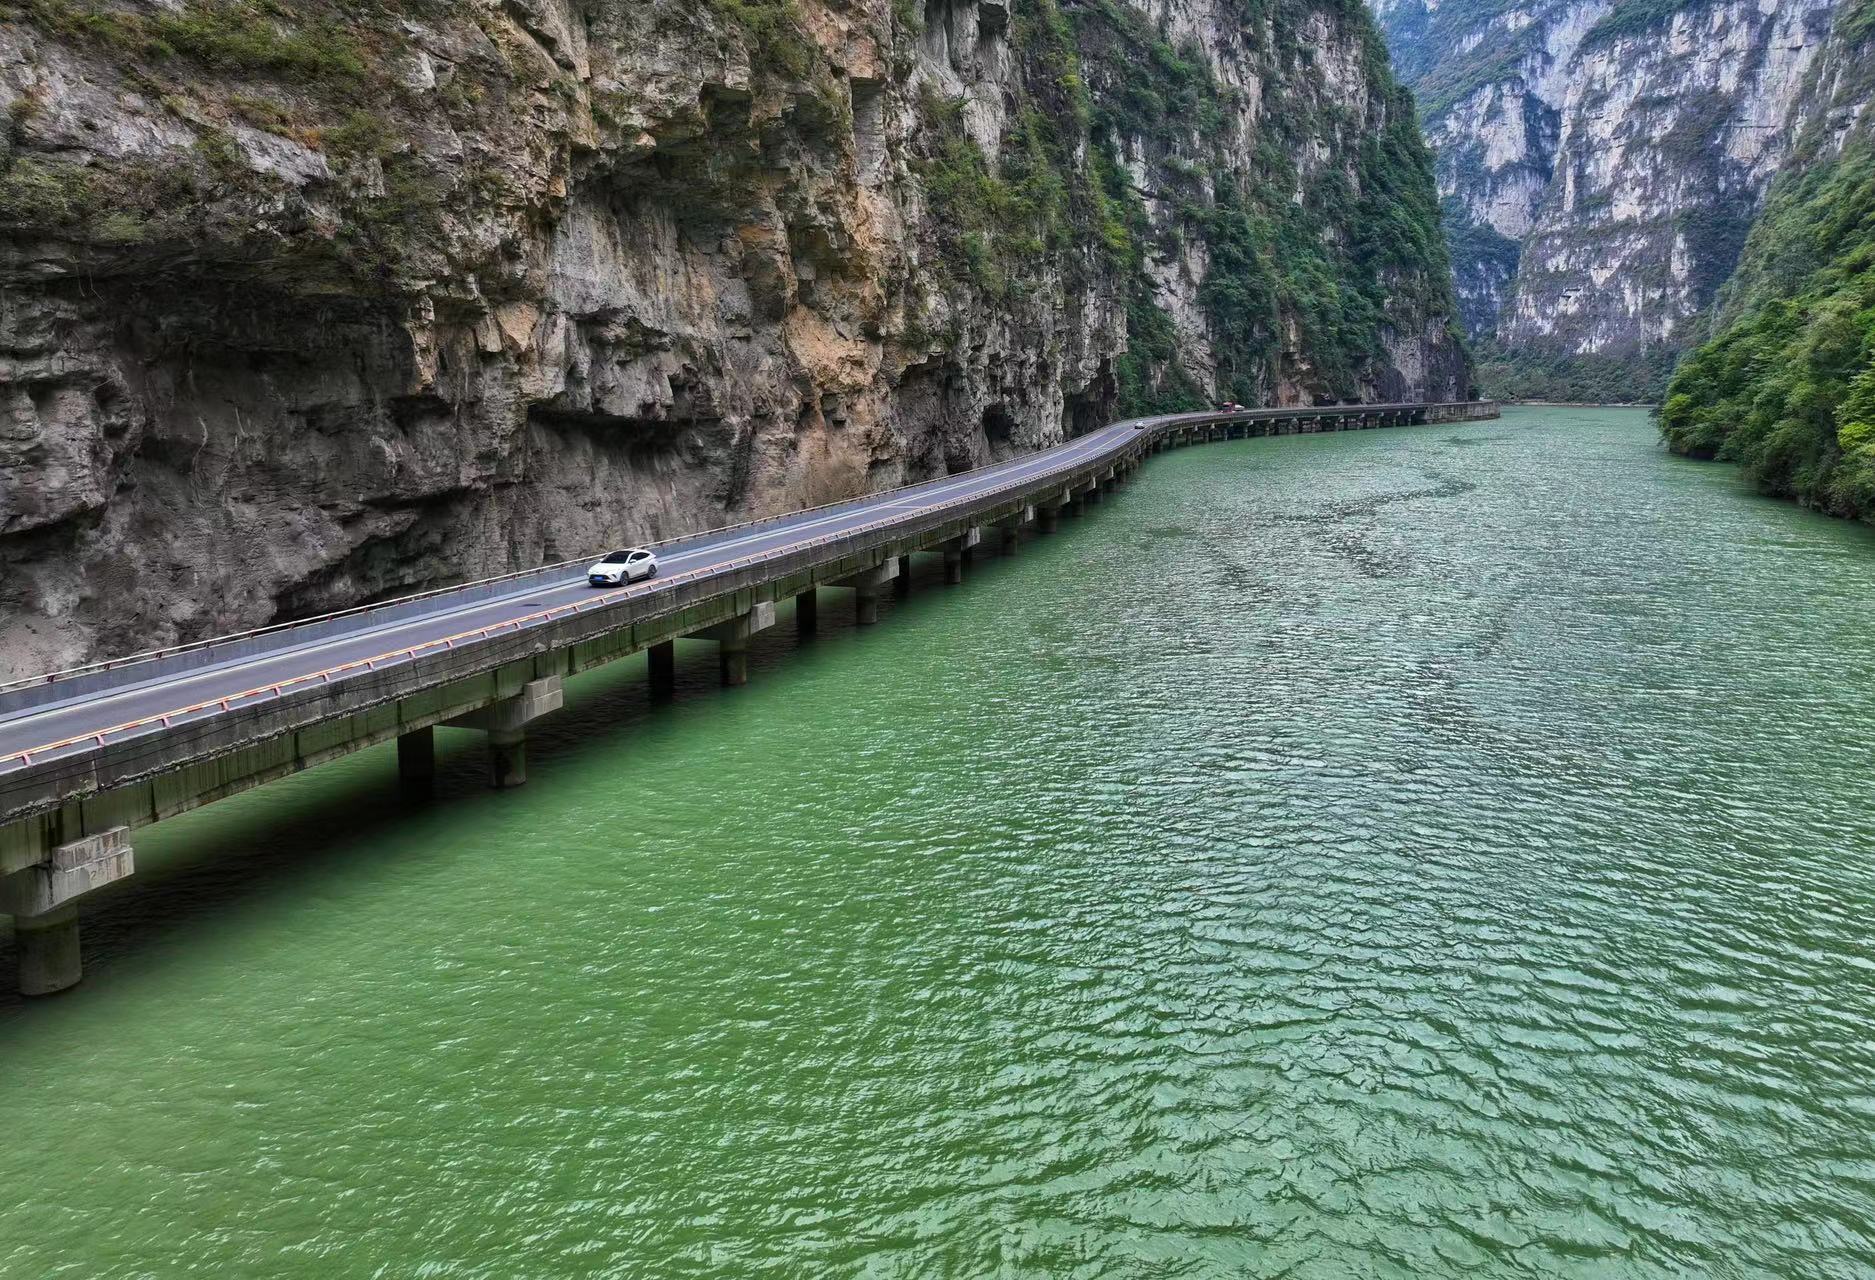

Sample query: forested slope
[1660,3,1875,519]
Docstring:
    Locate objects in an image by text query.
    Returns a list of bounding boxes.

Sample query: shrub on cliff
[1660,146,1875,519]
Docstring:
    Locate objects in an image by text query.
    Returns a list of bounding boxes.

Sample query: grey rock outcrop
[1377,0,1841,399]
[0,0,1466,672]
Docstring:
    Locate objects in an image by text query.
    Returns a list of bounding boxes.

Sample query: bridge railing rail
[0,400,1494,723]
[0,422,1181,814]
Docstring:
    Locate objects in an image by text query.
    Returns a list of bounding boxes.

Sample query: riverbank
[1503,398,1657,408]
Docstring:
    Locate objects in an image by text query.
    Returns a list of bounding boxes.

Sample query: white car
[587,547,658,586]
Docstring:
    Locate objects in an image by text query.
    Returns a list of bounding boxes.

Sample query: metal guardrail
[0,453,1051,701]
[0,400,1497,807]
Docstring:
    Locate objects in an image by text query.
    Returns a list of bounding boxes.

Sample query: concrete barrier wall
[0,561,590,719]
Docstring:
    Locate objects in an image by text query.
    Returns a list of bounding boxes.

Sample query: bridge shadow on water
[0,542,1045,1025]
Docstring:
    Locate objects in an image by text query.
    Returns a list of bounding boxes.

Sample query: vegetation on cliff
[1659,4,1875,520]
[918,0,1463,413]
[0,0,1462,413]
[1377,0,1835,407]
[1087,0,1461,409]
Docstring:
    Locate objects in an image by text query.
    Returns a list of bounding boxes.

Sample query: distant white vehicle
[587,548,658,586]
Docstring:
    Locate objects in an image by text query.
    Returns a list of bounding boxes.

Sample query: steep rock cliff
[1377,0,1839,401]
[0,0,1465,672]
[1661,0,1875,519]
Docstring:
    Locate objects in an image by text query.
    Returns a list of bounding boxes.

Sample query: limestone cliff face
[1377,0,1840,400]
[1659,2,1875,518]
[0,0,1466,672]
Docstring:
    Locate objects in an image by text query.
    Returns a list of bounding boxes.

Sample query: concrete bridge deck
[0,399,1498,992]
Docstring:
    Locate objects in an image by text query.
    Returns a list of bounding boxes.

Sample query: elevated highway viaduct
[0,400,1499,993]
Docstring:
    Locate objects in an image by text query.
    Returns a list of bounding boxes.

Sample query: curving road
[0,404,1471,768]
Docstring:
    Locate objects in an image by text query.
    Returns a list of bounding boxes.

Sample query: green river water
[4,406,1875,1278]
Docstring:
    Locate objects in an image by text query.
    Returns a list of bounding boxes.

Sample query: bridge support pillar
[996,508,1030,555]
[487,731,527,790]
[894,555,913,598]
[447,676,564,789]
[398,726,436,801]
[648,640,676,697]
[692,602,776,687]
[1,827,134,996]
[1038,502,1060,534]
[835,560,899,624]
[939,528,980,584]
[796,588,818,637]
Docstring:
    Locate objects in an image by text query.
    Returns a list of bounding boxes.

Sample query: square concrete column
[446,676,564,789]
[894,555,912,598]
[398,726,435,801]
[1,826,134,996]
[691,601,776,686]
[997,509,1030,556]
[835,560,899,624]
[1038,502,1060,534]
[487,730,528,789]
[647,640,676,697]
[939,527,980,584]
[796,588,818,637]
[698,604,775,685]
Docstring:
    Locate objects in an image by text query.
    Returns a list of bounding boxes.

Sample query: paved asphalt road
[0,419,1150,763]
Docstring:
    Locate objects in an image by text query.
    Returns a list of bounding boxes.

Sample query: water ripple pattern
[3,407,1874,1277]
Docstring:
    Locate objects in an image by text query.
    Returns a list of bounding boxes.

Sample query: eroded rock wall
[1377,0,1840,400]
[0,0,1465,672]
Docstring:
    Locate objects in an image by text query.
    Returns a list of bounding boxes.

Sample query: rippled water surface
[5,407,1875,1277]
